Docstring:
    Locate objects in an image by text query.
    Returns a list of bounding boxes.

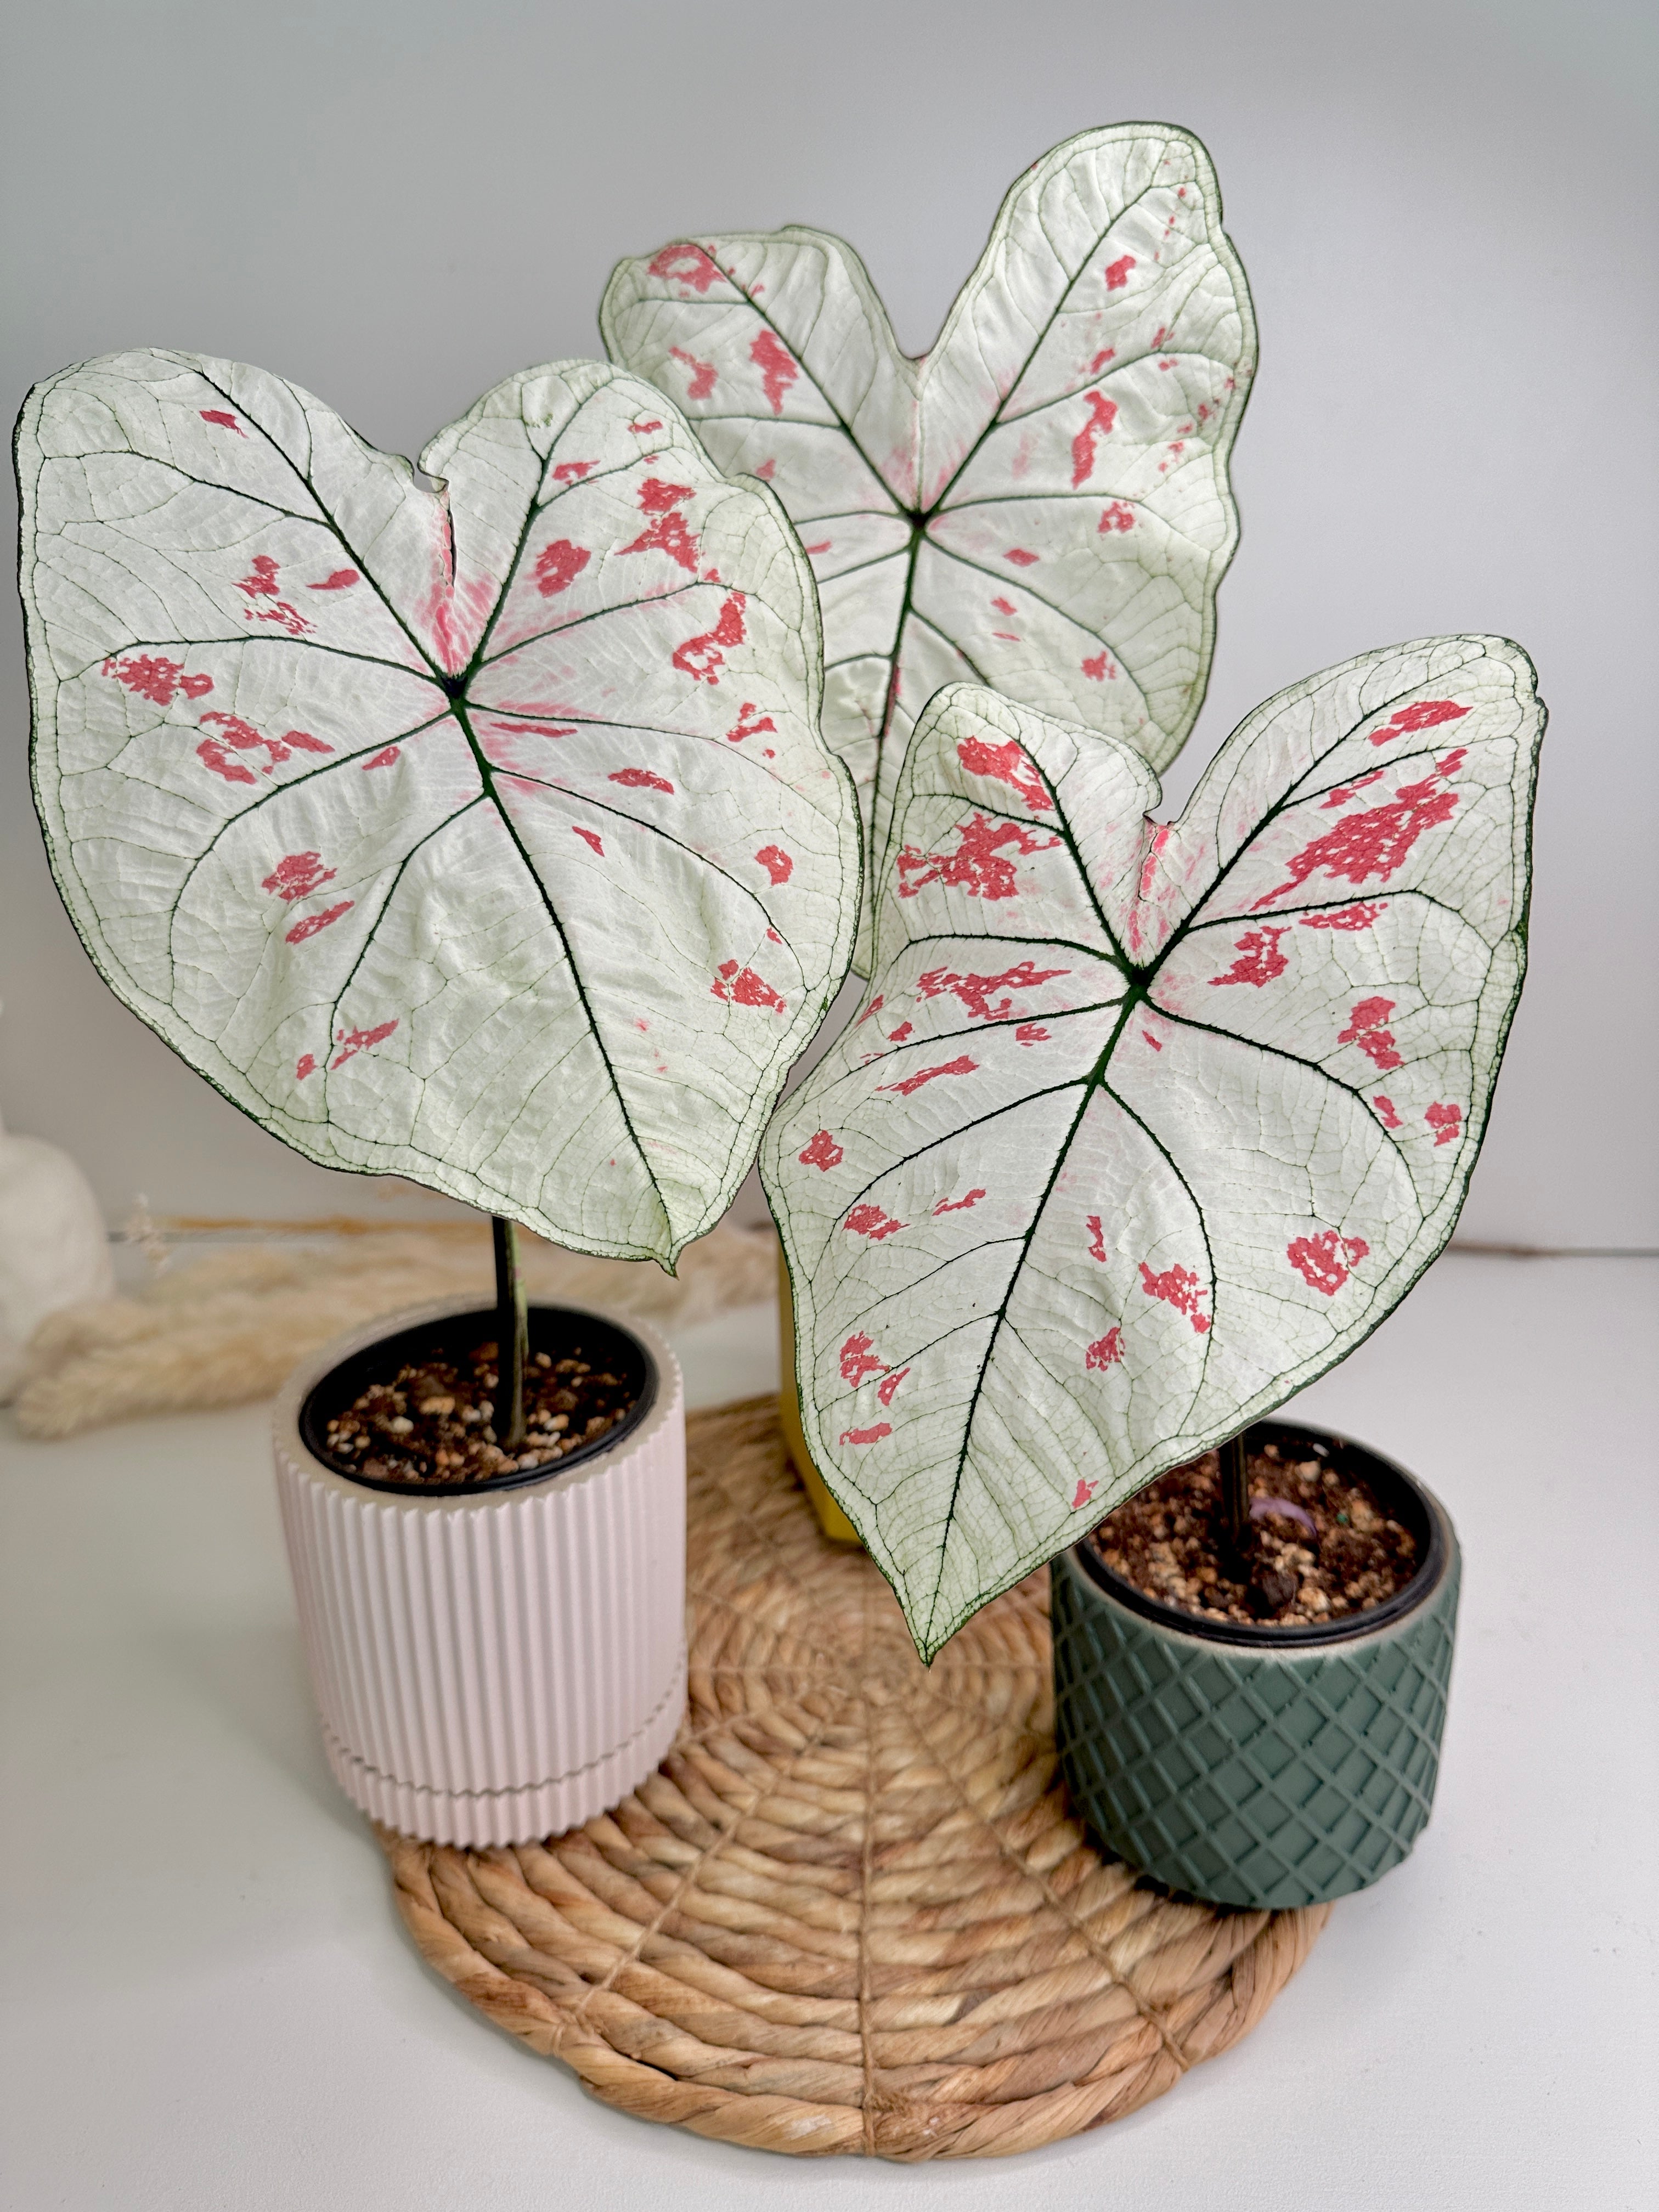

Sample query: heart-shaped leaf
[602,123,1255,961]
[18,350,857,1261]
[763,638,1543,1658]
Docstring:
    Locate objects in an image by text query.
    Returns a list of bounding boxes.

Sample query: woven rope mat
[380,1398,1329,2159]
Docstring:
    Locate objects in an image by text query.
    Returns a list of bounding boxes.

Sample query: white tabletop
[3,1255,1654,2211]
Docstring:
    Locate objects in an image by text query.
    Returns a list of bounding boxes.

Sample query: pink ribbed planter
[274,1295,686,1847]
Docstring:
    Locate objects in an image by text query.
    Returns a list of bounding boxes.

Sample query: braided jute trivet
[380,1397,1329,2159]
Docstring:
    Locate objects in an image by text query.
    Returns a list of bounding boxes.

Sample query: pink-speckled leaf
[18,351,856,1261]
[603,123,1255,963]
[763,639,1543,1658]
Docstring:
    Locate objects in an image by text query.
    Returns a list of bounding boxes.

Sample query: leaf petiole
[1221,1430,1249,1556]
[492,1216,528,1455]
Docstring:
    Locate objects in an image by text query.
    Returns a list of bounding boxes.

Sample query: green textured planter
[1052,1419,1460,1910]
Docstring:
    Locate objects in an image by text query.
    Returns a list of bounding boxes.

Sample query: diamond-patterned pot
[1052,1420,1460,1910]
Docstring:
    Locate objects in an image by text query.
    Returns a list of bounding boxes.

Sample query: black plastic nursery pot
[298,1301,659,1494]
[1051,1419,1460,1911]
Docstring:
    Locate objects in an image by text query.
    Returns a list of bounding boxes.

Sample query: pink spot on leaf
[992,596,1017,615]
[534,539,591,597]
[916,958,1068,1021]
[623,477,700,570]
[1098,501,1135,533]
[1087,1216,1108,1263]
[235,555,280,598]
[1373,1095,1402,1128]
[1300,902,1385,931]
[1254,762,1462,909]
[840,1333,887,1386]
[1425,1102,1463,1146]
[955,734,1053,812]
[1142,1030,1163,1051]
[1091,348,1116,370]
[1004,546,1039,566]
[573,826,605,856]
[1072,1475,1102,1506]
[934,1188,986,1214]
[1070,392,1119,487]
[878,1054,978,1097]
[199,409,245,435]
[1209,926,1289,988]
[843,1205,905,1242]
[712,960,786,1013]
[799,1130,844,1171]
[726,701,776,742]
[1085,1329,1124,1369]
[673,590,746,685]
[749,331,798,414]
[246,599,314,637]
[1081,651,1118,681]
[197,712,331,783]
[876,1368,909,1407]
[308,569,360,591]
[1103,253,1136,290]
[840,1423,891,1446]
[295,1054,317,1080]
[755,844,793,885]
[1286,1231,1370,1296]
[669,345,718,399]
[1140,1262,1210,1333]
[648,242,723,292]
[1368,698,1469,746]
[1338,997,1402,1072]
[611,768,675,793]
[362,746,400,770]
[330,1018,398,1070]
[285,900,354,944]
[262,851,335,902]
[101,653,212,707]
[1015,1023,1049,1045]
[552,460,595,483]
[1137,825,1171,904]
[897,816,1061,901]
[629,420,663,435]
[753,458,776,481]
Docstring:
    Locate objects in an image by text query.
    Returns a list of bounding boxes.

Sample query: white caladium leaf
[18,350,856,1262]
[602,123,1255,961]
[763,639,1543,1658]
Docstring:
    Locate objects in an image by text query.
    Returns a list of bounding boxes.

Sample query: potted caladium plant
[15,349,856,1843]
[763,640,1544,1908]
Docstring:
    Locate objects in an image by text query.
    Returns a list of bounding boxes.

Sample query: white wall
[3,0,1654,1244]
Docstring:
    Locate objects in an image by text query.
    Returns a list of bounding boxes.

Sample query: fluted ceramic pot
[1052,1418,1460,1910]
[274,1294,686,1848]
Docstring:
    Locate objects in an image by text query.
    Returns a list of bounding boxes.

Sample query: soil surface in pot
[322,1338,640,1487]
[1087,1440,1419,1628]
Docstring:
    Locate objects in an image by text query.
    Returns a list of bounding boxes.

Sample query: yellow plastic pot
[775,1248,861,1543]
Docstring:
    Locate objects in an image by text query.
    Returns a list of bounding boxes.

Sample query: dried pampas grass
[13,1221,776,1440]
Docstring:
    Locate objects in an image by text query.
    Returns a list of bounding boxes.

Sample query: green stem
[492,1215,528,1454]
